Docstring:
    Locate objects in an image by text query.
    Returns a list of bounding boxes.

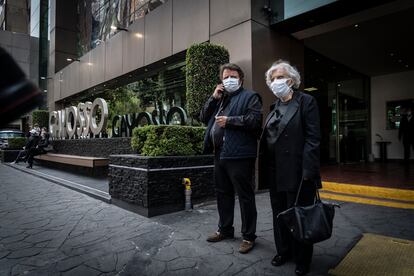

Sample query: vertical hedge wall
[32,110,49,129]
[186,43,229,121]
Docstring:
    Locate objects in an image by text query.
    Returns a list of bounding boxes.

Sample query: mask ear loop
[287,78,294,89]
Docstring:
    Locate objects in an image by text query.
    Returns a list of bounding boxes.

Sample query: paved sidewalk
[1,164,413,275]
[9,162,108,193]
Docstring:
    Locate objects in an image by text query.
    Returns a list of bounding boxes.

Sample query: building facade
[46,0,414,163]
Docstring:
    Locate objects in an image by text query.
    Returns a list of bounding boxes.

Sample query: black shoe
[271,255,289,266]
[295,264,309,275]
[26,164,32,169]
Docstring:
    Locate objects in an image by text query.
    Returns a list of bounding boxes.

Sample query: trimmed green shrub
[186,43,229,121]
[32,110,49,129]
[131,125,206,156]
[7,137,26,149]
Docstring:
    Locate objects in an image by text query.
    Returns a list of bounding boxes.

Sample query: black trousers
[14,149,27,162]
[270,182,316,266]
[403,142,414,162]
[27,148,45,166]
[214,155,257,241]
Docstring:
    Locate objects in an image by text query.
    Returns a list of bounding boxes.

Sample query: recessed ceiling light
[405,65,409,68]
[337,83,341,87]
[390,53,394,57]
[304,87,318,92]
[354,24,359,28]
[398,59,402,63]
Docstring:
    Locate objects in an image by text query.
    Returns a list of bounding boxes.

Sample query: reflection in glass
[68,61,186,137]
[78,0,168,56]
[386,99,414,130]
[305,48,369,164]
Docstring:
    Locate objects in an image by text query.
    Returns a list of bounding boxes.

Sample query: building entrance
[304,49,369,164]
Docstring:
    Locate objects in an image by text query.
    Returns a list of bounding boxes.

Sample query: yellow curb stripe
[319,191,414,209]
[322,181,414,202]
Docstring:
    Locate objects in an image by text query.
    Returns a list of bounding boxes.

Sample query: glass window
[386,99,414,130]
[270,0,337,23]
[78,0,168,56]
[305,48,369,164]
[68,60,186,137]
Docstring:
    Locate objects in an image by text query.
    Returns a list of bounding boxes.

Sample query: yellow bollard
[182,178,192,210]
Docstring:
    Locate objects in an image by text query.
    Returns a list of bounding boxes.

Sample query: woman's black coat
[258,91,321,192]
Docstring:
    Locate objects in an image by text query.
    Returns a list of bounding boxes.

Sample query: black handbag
[277,180,339,244]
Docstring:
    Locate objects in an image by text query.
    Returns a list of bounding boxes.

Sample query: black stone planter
[0,149,21,162]
[109,154,215,217]
[51,137,133,157]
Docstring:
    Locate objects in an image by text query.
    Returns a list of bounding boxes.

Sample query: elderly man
[200,63,262,254]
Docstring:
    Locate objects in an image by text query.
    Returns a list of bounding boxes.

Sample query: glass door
[304,49,369,164]
[337,79,369,163]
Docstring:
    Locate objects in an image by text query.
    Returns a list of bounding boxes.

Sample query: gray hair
[265,60,301,89]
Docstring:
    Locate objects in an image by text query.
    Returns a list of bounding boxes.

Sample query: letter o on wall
[136,112,152,126]
[90,98,109,136]
[166,106,187,125]
[66,106,78,139]
[49,111,59,138]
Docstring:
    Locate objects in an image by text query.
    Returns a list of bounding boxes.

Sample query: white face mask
[270,78,292,98]
[223,77,241,94]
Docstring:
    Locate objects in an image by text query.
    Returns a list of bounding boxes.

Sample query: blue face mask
[270,78,292,98]
[223,77,241,94]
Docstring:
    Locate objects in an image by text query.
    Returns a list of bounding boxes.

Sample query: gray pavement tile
[84,253,118,273]
[7,247,42,259]
[56,256,86,272]
[62,264,102,276]
[11,263,39,276]
[0,250,10,259]
[1,163,414,276]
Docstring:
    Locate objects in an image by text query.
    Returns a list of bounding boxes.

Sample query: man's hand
[215,116,227,128]
[213,84,225,99]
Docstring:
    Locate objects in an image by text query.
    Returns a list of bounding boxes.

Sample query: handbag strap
[294,178,321,206]
[294,178,304,206]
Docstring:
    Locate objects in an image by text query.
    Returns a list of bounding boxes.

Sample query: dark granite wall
[0,150,20,162]
[51,138,133,157]
[109,154,215,217]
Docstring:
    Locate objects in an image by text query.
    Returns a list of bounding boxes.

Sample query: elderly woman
[258,60,321,276]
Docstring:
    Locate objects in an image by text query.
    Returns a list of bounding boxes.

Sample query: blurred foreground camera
[0,47,43,127]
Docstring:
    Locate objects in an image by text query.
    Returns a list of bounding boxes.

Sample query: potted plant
[109,125,214,217]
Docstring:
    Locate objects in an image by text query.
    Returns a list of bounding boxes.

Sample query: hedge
[131,125,206,156]
[7,137,26,149]
[32,110,49,129]
[186,43,229,121]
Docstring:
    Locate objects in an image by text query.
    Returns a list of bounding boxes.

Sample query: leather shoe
[206,231,234,242]
[271,255,289,266]
[295,264,309,275]
[239,240,255,254]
